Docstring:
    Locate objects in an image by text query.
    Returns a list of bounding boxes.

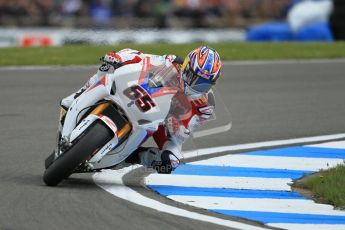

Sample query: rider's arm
[61,48,144,108]
[101,49,183,74]
[100,48,144,73]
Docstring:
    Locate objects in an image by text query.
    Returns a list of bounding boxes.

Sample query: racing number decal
[124,85,156,112]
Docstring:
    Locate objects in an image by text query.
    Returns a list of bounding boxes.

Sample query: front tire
[43,121,113,186]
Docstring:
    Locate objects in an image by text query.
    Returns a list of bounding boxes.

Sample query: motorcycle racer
[59,46,222,174]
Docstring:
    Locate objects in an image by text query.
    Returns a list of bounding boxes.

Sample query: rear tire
[43,121,113,186]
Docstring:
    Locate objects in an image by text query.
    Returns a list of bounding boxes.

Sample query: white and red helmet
[181,46,222,95]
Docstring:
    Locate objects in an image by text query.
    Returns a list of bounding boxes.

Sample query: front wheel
[43,121,113,186]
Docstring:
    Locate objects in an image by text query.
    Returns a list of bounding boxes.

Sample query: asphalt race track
[1,60,345,230]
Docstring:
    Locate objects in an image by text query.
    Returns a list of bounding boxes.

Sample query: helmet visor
[182,67,213,94]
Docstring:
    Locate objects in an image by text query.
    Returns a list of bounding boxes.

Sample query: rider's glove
[198,105,214,120]
[100,52,123,69]
[152,150,180,174]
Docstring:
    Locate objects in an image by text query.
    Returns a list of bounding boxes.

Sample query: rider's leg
[124,147,179,174]
[55,95,75,154]
[124,147,160,166]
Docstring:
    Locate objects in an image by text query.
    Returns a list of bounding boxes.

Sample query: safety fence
[0,28,245,48]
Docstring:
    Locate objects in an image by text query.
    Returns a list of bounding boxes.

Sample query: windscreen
[143,62,232,159]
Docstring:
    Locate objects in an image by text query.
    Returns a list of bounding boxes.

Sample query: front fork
[55,105,68,157]
[55,101,132,167]
[45,105,69,169]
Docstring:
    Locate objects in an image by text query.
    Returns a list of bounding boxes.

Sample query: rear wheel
[43,121,113,186]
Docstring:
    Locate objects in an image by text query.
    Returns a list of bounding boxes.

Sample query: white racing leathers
[60,48,213,172]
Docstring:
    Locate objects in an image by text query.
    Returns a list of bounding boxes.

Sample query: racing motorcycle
[43,57,231,186]
[44,57,192,186]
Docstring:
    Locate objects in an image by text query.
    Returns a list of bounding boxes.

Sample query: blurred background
[0,0,293,28]
[0,0,344,47]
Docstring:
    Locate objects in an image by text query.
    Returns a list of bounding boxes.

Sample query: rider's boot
[139,148,161,167]
[125,147,160,166]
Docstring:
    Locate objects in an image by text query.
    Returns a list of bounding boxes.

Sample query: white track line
[269,224,345,230]
[183,133,345,159]
[167,196,345,216]
[306,140,345,149]
[93,168,267,230]
[190,155,344,171]
[145,174,292,191]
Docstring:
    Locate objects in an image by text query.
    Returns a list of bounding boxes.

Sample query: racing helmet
[181,46,222,96]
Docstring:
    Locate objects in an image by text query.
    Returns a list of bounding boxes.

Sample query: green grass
[298,164,345,209]
[1,42,345,65]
